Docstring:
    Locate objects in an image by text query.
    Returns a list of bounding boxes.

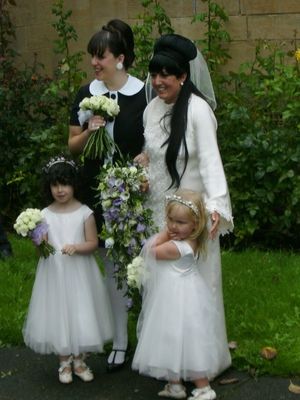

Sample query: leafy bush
[131,0,173,80]
[0,0,86,225]
[217,41,300,249]
[192,0,231,78]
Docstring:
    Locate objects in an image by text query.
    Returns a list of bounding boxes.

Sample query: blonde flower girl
[132,189,226,400]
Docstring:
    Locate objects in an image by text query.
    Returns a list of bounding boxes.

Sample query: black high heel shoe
[106,349,127,372]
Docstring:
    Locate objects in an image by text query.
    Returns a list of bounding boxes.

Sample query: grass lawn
[1,234,300,376]
[222,250,300,376]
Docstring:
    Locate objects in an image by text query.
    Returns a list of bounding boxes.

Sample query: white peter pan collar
[89,75,144,96]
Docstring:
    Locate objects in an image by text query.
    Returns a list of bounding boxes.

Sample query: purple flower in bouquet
[96,162,157,288]
[29,221,49,245]
[126,297,133,310]
[107,207,120,221]
[14,208,55,258]
[113,198,123,207]
[137,223,146,233]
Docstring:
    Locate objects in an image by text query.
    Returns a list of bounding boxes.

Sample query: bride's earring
[116,62,123,70]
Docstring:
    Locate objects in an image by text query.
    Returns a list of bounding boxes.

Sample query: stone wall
[9,0,300,80]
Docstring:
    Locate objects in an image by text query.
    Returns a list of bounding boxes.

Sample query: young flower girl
[132,189,225,400]
[23,156,114,384]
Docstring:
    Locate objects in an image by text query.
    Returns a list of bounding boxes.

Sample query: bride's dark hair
[149,34,206,189]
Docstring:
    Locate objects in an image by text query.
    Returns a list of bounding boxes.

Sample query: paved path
[0,347,298,399]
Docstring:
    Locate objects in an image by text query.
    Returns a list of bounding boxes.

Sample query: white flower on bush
[127,256,144,289]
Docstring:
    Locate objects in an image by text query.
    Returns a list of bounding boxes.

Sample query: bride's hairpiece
[165,194,199,216]
[43,156,78,173]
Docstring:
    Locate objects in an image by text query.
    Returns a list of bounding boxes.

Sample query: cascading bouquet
[96,162,156,288]
[78,95,120,160]
[14,208,55,258]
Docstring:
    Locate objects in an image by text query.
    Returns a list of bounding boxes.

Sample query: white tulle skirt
[23,253,114,356]
[132,257,226,382]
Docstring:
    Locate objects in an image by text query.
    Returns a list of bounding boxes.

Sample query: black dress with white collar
[69,75,147,236]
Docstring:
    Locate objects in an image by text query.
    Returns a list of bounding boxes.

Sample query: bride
[135,33,233,383]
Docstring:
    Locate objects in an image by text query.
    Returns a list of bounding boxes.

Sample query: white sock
[100,249,128,363]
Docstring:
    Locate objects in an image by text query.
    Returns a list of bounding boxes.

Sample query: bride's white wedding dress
[143,94,233,378]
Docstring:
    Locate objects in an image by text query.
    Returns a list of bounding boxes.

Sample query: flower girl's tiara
[165,194,199,216]
[43,156,78,173]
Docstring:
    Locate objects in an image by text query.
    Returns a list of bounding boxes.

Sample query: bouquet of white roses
[79,95,120,160]
[14,208,55,258]
[96,161,156,287]
[126,256,145,290]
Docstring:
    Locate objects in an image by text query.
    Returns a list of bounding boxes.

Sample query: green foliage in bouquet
[96,161,157,288]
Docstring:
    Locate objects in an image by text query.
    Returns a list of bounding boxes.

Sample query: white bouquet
[126,256,145,290]
[14,208,55,258]
[79,95,120,160]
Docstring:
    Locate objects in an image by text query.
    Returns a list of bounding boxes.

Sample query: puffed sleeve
[81,204,94,221]
[190,95,233,235]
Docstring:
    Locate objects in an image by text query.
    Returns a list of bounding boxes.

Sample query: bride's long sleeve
[190,96,233,235]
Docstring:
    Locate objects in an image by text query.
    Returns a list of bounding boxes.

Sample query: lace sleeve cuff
[206,198,234,236]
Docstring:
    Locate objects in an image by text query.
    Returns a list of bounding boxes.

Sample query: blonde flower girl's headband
[165,194,199,216]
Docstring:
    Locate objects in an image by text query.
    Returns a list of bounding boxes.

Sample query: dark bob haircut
[87,19,135,70]
[43,158,82,204]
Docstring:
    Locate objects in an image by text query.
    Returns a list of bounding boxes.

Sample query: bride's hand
[209,211,220,239]
[134,152,149,167]
[140,179,149,193]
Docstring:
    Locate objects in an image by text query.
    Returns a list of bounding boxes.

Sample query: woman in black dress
[69,19,147,371]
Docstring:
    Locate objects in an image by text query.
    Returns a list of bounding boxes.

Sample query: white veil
[145,65,155,105]
[190,48,217,110]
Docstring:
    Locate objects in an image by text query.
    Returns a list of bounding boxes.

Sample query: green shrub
[192,0,231,78]
[131,0,173,80]
[0,0,86,225]
[217,41,300,249]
